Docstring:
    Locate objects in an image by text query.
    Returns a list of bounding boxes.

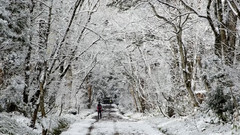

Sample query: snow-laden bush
[207,86,234,122]
[41,114,79,135]
[50,119,70,135]
[203,55,238,122]
[0,0,30,116]
[0,113,38,135]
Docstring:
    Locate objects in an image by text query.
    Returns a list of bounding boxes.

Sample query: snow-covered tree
[0,0,30,114]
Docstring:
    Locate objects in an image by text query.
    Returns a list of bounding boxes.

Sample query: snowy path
[61,105,163,135]
[59,105,237,135]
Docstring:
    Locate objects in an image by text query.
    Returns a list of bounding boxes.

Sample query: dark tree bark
[30,103,40,128]
[207,0,238,66]
[181,0,238,66]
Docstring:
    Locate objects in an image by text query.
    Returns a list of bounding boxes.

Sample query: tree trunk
[208,0,237,66]
[23,0,35,104]
[29,0,50,129]
[130,85,139,112]
[30,103,40,128]
[177,30,199,107]
[0,65,3,86]
[169,41,181,92]
[59,102,64,116]
[139,97,146,113]
[136,85,146,113]
[206,0,222,58]
[87,85,92,109]
[23,45,32,104]
[128,54,141,112]
[225,8,237,66]
[42,129,48,135]
[39,81,46,117]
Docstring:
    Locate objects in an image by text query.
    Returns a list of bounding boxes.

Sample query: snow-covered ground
[0,105,239,135]
[0,109,95,135]
[146,115,235,135]
[61,105,163,135]
[61,105,239,135]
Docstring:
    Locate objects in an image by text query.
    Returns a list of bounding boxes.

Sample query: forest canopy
[0,0,240,134]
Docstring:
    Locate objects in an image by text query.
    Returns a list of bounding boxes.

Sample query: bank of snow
[0,112,40,135]
[0,109,95,135]
[125,111,240,135]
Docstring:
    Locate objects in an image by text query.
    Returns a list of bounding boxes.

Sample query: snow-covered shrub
[207,86,234,122]
[0,0,30,114]
[202,55,238,122]
[0,113,38,135]
[51,119,70,135]
[42,115,75,135]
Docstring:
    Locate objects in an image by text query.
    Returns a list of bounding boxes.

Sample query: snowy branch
[76,59,98,94]
[48,0,84,73]
[77,0,100,43]
[148,2,177,30]
[156,0,179,9]
[77,24,106,42]
[180,0,207,19]
[76,38,100,59]
[35,0,51,8]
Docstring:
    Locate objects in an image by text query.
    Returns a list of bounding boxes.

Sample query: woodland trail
[61,104,163,135]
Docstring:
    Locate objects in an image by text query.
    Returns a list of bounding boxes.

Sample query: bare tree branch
[77,24,106,41]
[148,2,177,30]
[76,60,98,95]
[35,0,51,8]
[48,0,85,73]
[76,38,100,59]
[181,13,190,27]
[50,38,100,76]
[77,0,100,43]
[156,0,179,9]
[206,0,218,37]
[180,0,208,19]
[59,46,78,79]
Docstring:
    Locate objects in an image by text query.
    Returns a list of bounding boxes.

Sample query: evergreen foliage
[207,86,234,122]
[0,0,30,91]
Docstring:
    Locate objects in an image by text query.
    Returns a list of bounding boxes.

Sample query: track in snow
[62,104,162,135]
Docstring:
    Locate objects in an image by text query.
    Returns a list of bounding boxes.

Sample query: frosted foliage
[0,0,30,112]
[0,1,239,134]
[0,113,38,135]
[202,54,240,122]
[207,86,234,121]
[202,56,234,88]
